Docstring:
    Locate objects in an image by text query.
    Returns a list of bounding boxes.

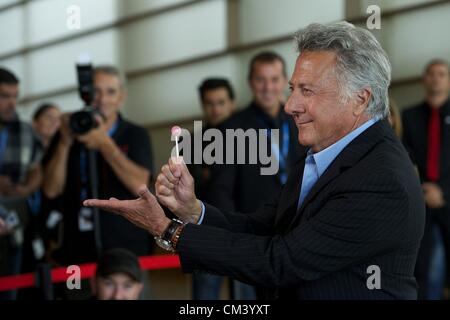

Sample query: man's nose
[261,79,271,92]
[285,94,294,115]
[8,97,17,108]
[113,288,125,300]
[94,93,105,106]
[285,93,305,115]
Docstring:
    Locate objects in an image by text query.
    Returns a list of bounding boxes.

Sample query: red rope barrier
[0,254,180,292]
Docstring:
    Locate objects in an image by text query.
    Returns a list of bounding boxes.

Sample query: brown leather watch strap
[171,223,185,251]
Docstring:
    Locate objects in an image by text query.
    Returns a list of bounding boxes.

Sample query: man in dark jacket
[85,22,425,300]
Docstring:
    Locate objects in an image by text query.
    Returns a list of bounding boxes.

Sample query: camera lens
[70,110,95,135]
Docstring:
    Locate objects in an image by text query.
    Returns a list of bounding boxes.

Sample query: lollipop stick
[171,126,182,159]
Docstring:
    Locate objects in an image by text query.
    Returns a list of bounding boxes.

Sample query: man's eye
[124,284,133,290]
[302,88,313,96]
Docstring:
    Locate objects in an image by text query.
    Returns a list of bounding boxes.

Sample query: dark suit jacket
[207,102,307,213]
[178,119,425,300]
[402,100,450,206]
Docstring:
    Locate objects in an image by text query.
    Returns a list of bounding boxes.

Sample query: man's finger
[94,114,104,124]
[83,199,124,213]
[157,194,176,211]
[137,185,153,202]
[156,173,175,190]
[169,156,191,185]
[161,165,178,184]
[156,184,173,197]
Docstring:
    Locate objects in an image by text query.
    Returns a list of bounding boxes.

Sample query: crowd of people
[1,40,450,300]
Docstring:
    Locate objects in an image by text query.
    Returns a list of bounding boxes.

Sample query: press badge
[46,210,63,229]
[5,210,20,229]
[78,207,94,232]
[32,238,45,260]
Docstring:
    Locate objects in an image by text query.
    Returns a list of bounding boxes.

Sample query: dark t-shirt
[45,115,154,264]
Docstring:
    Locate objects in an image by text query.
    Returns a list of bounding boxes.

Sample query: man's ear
[231,101,236,112]
[119,89,127,109]
[354,87,372,116]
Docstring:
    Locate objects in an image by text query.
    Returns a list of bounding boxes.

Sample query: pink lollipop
[171,126,182,137]
[171,126,181,157]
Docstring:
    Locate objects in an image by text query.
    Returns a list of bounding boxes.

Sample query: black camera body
[69,106,102,135]
[69,60,103,135]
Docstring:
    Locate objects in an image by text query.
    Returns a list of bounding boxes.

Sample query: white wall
[0,6,25,54]
[238,0,344,43]
[120,0,227,72]
[26,0,118,46]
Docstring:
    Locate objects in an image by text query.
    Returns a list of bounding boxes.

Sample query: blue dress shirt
[297,118,378,208]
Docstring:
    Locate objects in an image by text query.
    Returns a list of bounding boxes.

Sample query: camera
[69,106,102,135]
[69,55,103,135]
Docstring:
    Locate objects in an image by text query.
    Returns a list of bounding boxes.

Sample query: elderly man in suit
[84,22,425,300]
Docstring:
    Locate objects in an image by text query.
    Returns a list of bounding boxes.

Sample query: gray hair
[294,21,391,119]
[94,65,127,88]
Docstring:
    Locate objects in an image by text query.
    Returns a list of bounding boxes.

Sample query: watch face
[156,237,173,251]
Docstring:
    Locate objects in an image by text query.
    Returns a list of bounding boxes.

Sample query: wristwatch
[154,219,185,252]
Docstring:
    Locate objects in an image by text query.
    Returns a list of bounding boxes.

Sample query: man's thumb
[170,156,186,178]
[137,185,153,201]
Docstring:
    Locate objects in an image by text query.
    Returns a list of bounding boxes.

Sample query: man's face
[95,273,143,300]
[0,84,18,123]
[423,63,450,97]
[33,107,61,140]
[92,72,125,120]
[285,51,360,153]
[201,88,235,127]
[249,60,287,112]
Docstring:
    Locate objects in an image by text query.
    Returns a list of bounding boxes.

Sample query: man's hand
[83,185,171,237]
[76,115,110,150]
[0,218,12,237]
[59,113,74,147]
[423,182,446,209]
[156,157,202,224]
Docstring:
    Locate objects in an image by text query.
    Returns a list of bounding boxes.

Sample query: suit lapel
[287,119,392,229]
[440,101,450,177]
[275,157,305,233]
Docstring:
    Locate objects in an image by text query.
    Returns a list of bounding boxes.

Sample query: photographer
[0,68,43,300]
[42,65,154,269]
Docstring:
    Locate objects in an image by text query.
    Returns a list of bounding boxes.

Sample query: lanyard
[79,120,119,201]
[267,121,290,184]
[0,128,9,170]
[259,117,290,185]
[27,190,42,216]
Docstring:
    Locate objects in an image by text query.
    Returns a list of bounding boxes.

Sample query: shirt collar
[308,117,379,177]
